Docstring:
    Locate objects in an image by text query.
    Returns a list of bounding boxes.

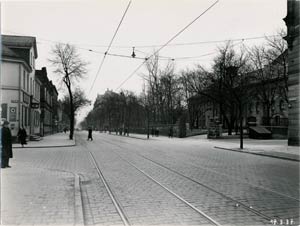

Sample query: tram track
[86,150,131,226]
[82,135,221,226]
[103,134,300,202]
[99,135,299,225]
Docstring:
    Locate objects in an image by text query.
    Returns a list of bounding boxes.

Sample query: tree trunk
[67,86,74,140]
[239,103,243,149]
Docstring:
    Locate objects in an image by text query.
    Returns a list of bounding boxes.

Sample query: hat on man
[1,120,9,126]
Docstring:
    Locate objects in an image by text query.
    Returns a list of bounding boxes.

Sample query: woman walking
[17,126,27,147]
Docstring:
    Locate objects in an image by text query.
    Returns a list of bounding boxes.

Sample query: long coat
[18,128,27,145]
[2,127,13,158]
[88,129,93,138]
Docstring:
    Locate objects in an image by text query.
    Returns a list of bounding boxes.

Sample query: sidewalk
[109,132,300,162]
[1,166,83,226]
[210,137,300,162]
[12,132,76,149]
[2,131,82,226]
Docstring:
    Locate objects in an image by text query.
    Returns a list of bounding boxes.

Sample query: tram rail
[100,135,299,225]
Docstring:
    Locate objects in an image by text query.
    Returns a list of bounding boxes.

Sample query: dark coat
[2,127,13,158]
[18,128,27,145]
[88,129,93,138]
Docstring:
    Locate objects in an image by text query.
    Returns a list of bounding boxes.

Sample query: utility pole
[147,105,150,139]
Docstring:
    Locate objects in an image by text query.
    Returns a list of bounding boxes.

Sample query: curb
[214,146,300,162]
[13,137,76,149]
[74,174,84,226]
[107,133,149,140]
[13,143,76,149]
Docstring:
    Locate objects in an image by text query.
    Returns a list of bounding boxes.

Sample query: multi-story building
[1,35,40,138]
[35,67,58,136]
[284,0,299,146]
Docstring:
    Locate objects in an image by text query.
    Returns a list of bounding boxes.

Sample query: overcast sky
[1,0,287,123]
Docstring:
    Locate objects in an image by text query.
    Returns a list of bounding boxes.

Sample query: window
[23,71,26,89]
[30,78,32,94]
[34,111,40,126]
[279,100,285,111]
[22,106,26,126]
[248,102,253,113]
[33,81,35,97]
[27,74,29,91]
[25,107,28,126]
[256,102,260,114]
[30,52,33,66]
[1,103,8,119]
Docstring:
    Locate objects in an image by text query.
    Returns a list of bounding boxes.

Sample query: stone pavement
[107,132,300,161]
[12,132,75,149]
[1,132,82,226]
[212,138,300,162]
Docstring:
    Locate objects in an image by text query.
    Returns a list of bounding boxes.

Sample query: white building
[1,35,40,138]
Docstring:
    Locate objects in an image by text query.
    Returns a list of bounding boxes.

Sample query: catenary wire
[66,35,282,49]
[115,0,219,91]
[88,0,132,96]
[4,29,282,61]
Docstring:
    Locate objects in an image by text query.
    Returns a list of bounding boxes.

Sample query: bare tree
[213,43,252,148]
[247,32,287,126]
[61,88,91,121]
[49,43,88,139]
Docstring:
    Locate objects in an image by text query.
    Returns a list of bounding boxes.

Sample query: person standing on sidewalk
[87,127,93,141]
[17,126,27,147]
[1,120,13,168]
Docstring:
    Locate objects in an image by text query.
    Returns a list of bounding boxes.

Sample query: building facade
[35,67,59,136]
[188,68,289,138]
[1,35,40,138]
[284,0,299,146]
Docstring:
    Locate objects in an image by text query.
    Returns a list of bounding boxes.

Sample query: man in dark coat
[17,126,27,147]
[87,127,93,141]
[1,120,13,168]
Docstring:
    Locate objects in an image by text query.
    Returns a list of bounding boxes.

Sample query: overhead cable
[88,0,132,96]
[115,0,219,90]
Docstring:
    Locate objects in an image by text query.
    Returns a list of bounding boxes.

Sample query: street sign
[9,107,17,121]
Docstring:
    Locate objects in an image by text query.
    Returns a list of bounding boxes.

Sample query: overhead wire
[68,35,282,49]
[4,29,281,61]
[88,0,132,96]
[115,0,219,91]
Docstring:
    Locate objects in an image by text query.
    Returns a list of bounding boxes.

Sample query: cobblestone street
[1,131,299,226]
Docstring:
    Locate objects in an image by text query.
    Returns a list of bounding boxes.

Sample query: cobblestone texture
[2,131,299,226]
[1,166,75,225]
[86,138,214,225]
[99,133,300,225]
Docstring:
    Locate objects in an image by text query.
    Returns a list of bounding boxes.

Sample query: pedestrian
[87,127,93,141]
[17,126,27,147]
[168,126,173,138]
[1,120,13,168]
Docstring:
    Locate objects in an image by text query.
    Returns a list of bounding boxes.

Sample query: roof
[35,67,49,83]
[35,67,58,95]
[1,45,20,58]
[1,44,32,71]
[1,34,38,58]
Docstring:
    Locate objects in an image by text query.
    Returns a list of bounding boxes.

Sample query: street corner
[12,132,76,149]
[1,166,83,226]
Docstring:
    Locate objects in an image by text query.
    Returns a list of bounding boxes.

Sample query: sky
[1,0,287,123]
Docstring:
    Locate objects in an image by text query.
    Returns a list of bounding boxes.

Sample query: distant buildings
[188,55,289,139]
[1,35,59,140]
[284,0,299,146]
